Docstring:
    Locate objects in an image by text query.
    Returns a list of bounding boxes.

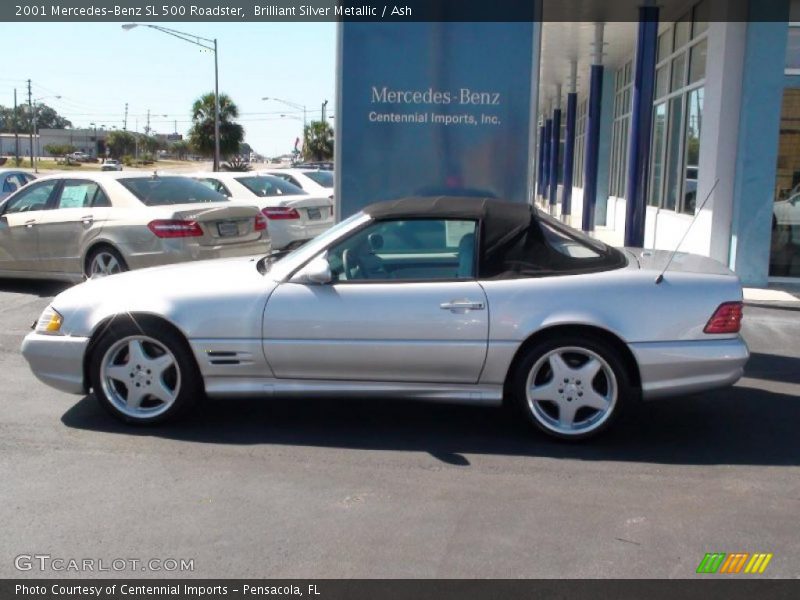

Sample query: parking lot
[0,278,799,578]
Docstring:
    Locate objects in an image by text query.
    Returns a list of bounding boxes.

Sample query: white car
[0,169,35,202]
[260,168,333,199]
[101,159,123,172]
[189,171,333,250]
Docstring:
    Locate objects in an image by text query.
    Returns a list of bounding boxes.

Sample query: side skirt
[204,377,504,406]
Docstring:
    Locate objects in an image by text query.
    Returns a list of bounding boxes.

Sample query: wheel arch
[82,240,126,275]
[82,312,198,394]
[502,324,642,402]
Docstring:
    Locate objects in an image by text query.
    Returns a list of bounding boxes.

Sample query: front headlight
[34,306,64,335]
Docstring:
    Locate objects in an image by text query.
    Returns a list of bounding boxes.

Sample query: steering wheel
[342,248,366,280]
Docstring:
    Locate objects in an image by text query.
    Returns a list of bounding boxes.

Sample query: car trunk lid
[168,203,263,246]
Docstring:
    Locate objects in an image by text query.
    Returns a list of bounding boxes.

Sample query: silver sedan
[21,197,749,441]
[0,172,269,282]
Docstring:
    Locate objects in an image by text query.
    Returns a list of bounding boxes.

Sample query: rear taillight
[704,302,743,334]
[262,207,300,220]
[254,215,268,231]
[147,219,203,238]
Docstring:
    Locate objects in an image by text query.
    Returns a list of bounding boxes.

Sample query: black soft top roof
[362,196,534,258]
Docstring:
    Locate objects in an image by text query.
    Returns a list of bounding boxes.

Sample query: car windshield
[302,170,333,188]
[235,176,306,197]
[264,212,370,279]
[119,176,227,206]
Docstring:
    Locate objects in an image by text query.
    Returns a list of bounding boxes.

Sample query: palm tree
[303,120,333,161]
[188,92,244,159]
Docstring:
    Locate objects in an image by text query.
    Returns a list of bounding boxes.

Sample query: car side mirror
[291,256,332,284]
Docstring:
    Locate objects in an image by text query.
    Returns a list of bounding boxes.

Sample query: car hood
[51,255,278,338]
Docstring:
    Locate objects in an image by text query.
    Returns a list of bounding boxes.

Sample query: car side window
[197,178,230,197]
[2,181,58,214]
[3,175,21,194]
[325,218,477,282]
[57,180,106,209]
[92,185,112,207]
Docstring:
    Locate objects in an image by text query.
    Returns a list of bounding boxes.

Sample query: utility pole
[321,99,328,123]
[145,109,151,136]
[27,80,33,168]
[123,102,128,131]
[13,88,19,165]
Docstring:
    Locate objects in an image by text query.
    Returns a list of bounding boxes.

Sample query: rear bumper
[630,336,749,400]
[123,238,270,270]
[21,333,89,395]
[269,219,333,250]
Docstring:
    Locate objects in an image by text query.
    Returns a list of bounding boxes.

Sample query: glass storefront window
[692,0,709,37]
[674,14,691,49]
[786,26,800,70]
[682,88,703,214]
[770,89,800,277]
[671,53,687,91]
[649,103,667,207]
[655,65,669,99]
[664,96,685,211]
[689,39,707,84]
[658,30,672,62]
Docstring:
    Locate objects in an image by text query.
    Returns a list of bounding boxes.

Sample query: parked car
[0,172,269,282]
[773,192,800,243]
[101,159,123,171]
[22,197,748,440]
[261,167,334,199]
[0,169,35,202]
[189,171,333,250]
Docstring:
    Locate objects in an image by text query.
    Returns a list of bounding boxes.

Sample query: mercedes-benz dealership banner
[336,21,540,218]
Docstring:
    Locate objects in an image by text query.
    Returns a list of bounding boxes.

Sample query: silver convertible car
[22,197,749,440]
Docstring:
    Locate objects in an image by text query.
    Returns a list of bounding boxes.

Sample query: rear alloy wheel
[86,246,128,279]
[512,335,632,440]
[89,321,201,424]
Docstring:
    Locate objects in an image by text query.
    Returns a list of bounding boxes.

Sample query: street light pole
[263,96,306,130]
[213,38,221,171]
[31,94,61,173]
[123,23,221,171]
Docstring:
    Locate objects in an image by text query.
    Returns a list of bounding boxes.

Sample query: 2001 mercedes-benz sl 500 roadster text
[22,197,749,440]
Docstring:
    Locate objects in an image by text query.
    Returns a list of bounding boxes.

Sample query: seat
[457,233,475,278]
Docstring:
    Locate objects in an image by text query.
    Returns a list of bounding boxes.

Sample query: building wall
[551,3,792,285]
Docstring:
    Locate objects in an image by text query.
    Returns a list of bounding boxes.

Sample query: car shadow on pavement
[62,381,800,467]
[0,279,72,297]
[746,352,800,385]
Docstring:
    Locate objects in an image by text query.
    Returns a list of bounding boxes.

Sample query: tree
[0,103,72,133]
[187,92,244,159]
[169,140,191,160]
[43,143,76,162]
[105,130,137,159]
[303,121,333,161]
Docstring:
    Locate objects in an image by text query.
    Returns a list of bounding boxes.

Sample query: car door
[35,179,112,273]
[262,218,488,383]
[0,179,60,272]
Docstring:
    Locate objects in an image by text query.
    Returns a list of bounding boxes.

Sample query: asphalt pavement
[0,278,798,578]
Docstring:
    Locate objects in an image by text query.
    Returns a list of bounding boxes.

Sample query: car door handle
[24,219,36,228]
[440,300,485,311]
[81,215,94,225]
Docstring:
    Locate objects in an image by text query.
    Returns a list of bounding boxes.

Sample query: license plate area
[217,221,240,237]
[307,208,322,220]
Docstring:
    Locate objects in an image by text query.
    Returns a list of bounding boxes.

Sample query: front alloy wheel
[90,320,201,424]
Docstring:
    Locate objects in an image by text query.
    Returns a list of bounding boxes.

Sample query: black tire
[89,319,202,425]
[509,333,634,441]
[84,245,128,279]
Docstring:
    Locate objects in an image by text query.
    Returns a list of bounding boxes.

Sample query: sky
[0,22,336,156]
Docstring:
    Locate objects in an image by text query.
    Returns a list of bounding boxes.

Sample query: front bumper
[21,333,89,395]
[630,336,749,400]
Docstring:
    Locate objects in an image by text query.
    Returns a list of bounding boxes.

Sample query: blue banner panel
[337,22,538,219]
